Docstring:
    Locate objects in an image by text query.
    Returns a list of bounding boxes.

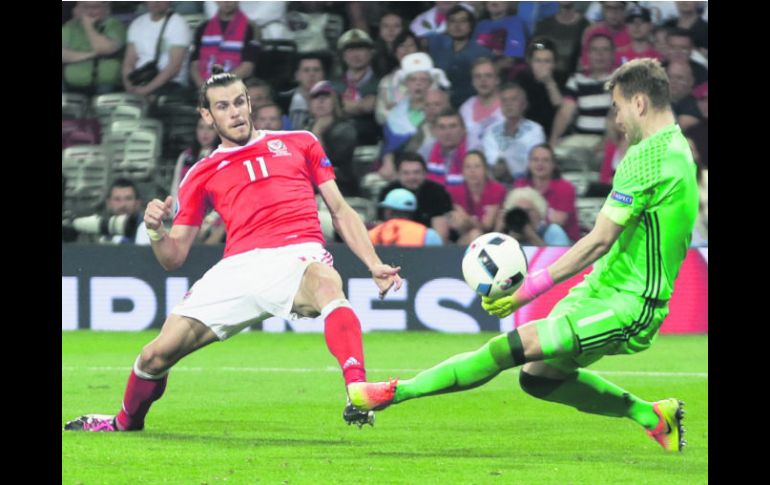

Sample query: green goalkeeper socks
[392,318,581,404]
[519,369,659,429]
[393,332,524,403]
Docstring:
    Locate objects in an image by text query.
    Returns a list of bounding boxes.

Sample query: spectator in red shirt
[447,150,508,244]
[579,1,630,72]
[513,143,580,242]
[615,6,663,66]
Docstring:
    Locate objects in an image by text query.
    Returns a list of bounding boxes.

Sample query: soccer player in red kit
[65,68,402,432]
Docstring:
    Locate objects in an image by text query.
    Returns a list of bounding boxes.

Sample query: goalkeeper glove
[481,269,555,318]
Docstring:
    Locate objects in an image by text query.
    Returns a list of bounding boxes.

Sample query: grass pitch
[62,331,708,485]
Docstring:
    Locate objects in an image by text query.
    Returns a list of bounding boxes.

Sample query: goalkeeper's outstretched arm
[547,213,624,284]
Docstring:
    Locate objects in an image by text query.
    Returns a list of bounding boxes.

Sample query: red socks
[323,305,366,385]
[115,367,168,431]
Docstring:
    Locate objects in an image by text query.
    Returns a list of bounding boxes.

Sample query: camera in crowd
[504,208,531,236]
[62,212,139,241]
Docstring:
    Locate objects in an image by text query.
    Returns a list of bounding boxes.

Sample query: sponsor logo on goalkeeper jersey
[611,191,633,205]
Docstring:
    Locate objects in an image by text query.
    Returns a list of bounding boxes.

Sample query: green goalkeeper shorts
[542,281,670,373]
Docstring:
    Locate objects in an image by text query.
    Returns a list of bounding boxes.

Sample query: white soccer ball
[462,232,528,299]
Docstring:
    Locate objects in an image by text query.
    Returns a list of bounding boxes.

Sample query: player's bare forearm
[332,204,383,270]
[331,204,403,298]
[547,213,623,284]
[317,180,401,297]
[150,232,190,271]
[145,197,198,271]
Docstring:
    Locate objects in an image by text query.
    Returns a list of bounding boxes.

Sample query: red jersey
[615,45,663,66]
[175,130,336,258]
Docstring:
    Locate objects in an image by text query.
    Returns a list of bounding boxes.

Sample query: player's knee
[533,315,578,359]
[139,345,173,376]
[519,370,565,399]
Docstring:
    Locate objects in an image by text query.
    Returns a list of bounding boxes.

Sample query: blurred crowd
[62,1,708,248]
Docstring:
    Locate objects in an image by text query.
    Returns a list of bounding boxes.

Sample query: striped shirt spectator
[563,72,613,135]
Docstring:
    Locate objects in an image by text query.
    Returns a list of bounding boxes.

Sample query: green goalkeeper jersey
[585,123,699,301]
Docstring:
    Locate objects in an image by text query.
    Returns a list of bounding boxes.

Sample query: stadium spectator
[549,33,615,155]
[598,111,628,186]
[349,59,697,455]
[511,37,564,139]
[65,69,402,433]
[579,1,630,72]
[369,188,443,247]
[245,77,273,108]
[372,12,406,77]
[447,150,507,245]
[533,2,590,84]
[170,117,220,202]
[332,29,381,145]
[635,1,680,25]
[203,1,290,40]
[473,1,528,71]
[684,81,707,169]
[122,1,192,102]
[102,178,151,245]
[687,137,707,247]
[662,1,707,58]
[514,0,560,35]
[481,83,546,183]
[62,1,127,95]
[284,4,341,52]
[666,61,702,132]
[277,51,330,130]
[383,53,451,157]
[427,4,493,108]
[169,115,225,245]
[253,103,284,131]
[404,88,453,162]
[426,110,469,187]
[663,28,707,87]
[409,1,459,39]
[303,80,360,197]
[245,77,291,129]
[366,87,450,194]
[459,58,504,150]
[378,152,453,243]
[652,25,669,59]
[498,186,571,246]
[375,30,421,126]
[513,144,580,243]
[615,6,663,65]
[189,1,258,89]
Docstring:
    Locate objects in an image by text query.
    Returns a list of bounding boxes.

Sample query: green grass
[63,331,708,485]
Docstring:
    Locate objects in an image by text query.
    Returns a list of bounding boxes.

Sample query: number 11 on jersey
[243,157,269,181]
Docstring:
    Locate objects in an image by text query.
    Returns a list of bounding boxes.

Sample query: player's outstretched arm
[548,213,624,284]
[317,180,402,299]
[483,213,624,317]
[144,196,200,271]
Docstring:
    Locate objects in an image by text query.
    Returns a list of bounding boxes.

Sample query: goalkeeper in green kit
[348,58,699,452]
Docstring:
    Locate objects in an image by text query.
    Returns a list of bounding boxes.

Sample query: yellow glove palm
[481,294,519,318]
